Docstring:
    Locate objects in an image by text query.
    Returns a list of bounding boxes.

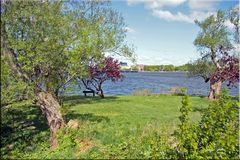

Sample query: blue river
[67,72,238,96]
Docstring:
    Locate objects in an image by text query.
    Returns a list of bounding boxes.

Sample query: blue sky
[110,0,238,65]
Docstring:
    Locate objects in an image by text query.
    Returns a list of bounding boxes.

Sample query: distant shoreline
[121,70,188,73]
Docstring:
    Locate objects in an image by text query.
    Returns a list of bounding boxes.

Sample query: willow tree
[190,8,239,99]
[1,0,133,147]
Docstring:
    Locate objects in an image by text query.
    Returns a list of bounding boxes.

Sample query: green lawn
[62,95,209,151]
[2,94,209,159]
[63,94,209,127]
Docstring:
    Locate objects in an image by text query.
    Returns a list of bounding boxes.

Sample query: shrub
[169,86,186,96]
[175,95,198,159]
[132,89,152,96]
[196,90,239,158]
[175,90,239,159]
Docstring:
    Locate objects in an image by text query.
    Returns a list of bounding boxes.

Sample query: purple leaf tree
[82,57,124,98]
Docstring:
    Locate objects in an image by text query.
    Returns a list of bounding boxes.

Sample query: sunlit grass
[2,95,209,159]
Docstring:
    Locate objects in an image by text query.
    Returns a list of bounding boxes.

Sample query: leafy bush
[132,89,152,96]
[175,90,239,159]
[175,95,199,159]
[169,86,187,96]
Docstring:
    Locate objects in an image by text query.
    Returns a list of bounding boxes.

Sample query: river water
[101,72,238,96]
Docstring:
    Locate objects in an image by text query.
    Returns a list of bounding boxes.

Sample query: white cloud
[152,10,192,23]
[224,20,235,30]
[152,9,214,23]
[127,0,186,9]
[188,0,220,10]
[127,0,220,23]
[125,27,136,34]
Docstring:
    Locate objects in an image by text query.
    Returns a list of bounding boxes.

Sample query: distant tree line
[122,64,190,72]
[144,64,190,71]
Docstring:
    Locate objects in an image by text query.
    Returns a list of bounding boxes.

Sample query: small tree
[82,57,123,98]
[190,8,239,99]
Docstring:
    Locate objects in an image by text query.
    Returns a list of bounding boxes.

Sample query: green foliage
[0,57,33,105]
[1,69,26,105]
[169,86,187,96]
[175,95,198,159]
[22,128,81,159]
[1,95,208,159]
[191,8,238,81]
[142,64,189,72]
[1,0,134,104]
[102,129,170,159]
[1,100,49,159]
[196,90,239,159]
[180,87,187,95]
[187,59,216,81]
[194,11,232,53]
[175,90,239,159]
[174,64,190,71]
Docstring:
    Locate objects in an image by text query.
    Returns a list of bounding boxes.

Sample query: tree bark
[215,81,222,96]
[36,91,65,148]
[96,86,104,98]
[99,89,104,98]
[208,81,222,100]
[54,89,63,106]
[81,79,95,92]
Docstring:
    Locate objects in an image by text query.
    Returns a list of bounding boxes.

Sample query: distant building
[120,62,128,66]
[120,62,131,70]
[137,64,144,71]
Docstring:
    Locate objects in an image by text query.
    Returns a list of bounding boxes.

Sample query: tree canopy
[189,7,239,99]
[1,0,134,147]
[1,0,134,99]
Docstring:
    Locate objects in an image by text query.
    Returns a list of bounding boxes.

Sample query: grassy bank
[2,95,209,159]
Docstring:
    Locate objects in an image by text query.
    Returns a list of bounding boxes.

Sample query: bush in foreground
[175,90,239,159]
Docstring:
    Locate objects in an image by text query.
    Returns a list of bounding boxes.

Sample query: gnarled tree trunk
[98,88,104,98]
[208,81,222,100]
[36,91,65,148]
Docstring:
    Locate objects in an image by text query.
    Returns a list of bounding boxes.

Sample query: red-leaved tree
[209,55,239,98]
[82,57,123,98]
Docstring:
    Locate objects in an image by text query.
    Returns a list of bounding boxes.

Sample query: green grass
[63,94,209,127]
[1,94,209,159]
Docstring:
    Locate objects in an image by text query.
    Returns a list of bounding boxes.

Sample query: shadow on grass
[1,103,49,153]
[62,95,128,107]
[65,111,110,123]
